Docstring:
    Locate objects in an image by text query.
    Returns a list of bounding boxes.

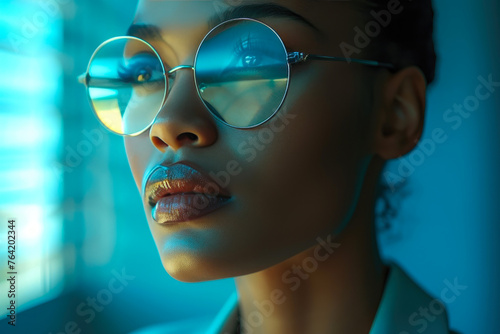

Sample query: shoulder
[129,316,213,334]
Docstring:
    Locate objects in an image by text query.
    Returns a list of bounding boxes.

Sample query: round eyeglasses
[79,18,395,136]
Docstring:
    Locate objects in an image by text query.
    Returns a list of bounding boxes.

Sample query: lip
[144,163,231,224]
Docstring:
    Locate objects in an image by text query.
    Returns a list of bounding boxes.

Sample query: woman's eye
[118,53,163,83]
[235,41,263,67]
[242,54,260,67]
[233,38,281,68]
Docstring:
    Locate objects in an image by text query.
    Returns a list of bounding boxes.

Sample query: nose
[149,67,218,152]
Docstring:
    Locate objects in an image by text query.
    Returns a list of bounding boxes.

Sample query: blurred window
[0,0,65,314]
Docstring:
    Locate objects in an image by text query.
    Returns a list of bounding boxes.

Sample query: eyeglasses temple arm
[76,75,164,88]
[78,72,88,85]
[287,52,395,71]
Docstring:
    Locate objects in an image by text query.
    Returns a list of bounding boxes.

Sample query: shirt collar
[370,262,450,334]
[211,263,451,334]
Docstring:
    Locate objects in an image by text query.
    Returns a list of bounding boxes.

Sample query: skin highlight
[123,1,427,333]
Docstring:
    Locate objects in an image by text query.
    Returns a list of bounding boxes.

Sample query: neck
[233,164,388,334]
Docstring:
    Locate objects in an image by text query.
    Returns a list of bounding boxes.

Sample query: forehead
[132,0,363,41]
[130,0,365,66]
[135,0,312,23]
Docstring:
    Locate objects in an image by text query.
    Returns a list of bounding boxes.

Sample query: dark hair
[359,0,437,84]
[358,1,437,234]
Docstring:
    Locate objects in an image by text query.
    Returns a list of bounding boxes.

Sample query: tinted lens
[87,37,166,135]
[194,19,289,128]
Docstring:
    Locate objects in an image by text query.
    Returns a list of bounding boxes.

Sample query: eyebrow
[126,24,162,40]
[126,3,319,39]
[209,3,318,31]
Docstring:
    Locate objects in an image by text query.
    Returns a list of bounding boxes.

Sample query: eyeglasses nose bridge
[168,65,194,75]
[164,64,195,96]
[158,64,195,110]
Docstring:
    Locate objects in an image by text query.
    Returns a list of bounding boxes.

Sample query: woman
[81,0,458,333]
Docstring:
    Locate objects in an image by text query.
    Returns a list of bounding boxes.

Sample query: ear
[373,66,427,160]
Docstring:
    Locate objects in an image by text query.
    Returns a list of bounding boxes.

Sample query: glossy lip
[144,162,232,223]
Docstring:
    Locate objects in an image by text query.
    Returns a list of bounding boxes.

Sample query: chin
[157,242,293,282]
[158,250,241,283]
[161,257,206,283]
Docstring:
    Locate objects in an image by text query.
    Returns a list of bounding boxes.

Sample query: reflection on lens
[87,37,166,135]
[195,19,289,128]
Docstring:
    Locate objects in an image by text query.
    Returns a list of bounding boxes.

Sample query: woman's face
[125,0,378,282]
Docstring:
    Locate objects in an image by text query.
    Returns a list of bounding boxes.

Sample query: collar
[370,262,450,334]
[210,263,451,334]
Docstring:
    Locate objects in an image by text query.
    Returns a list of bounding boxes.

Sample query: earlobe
[374,66,426,160]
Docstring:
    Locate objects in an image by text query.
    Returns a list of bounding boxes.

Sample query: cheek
[264,72,367,204]
[198,65,374,271]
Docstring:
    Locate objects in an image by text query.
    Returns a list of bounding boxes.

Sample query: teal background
[0,0,499,333]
